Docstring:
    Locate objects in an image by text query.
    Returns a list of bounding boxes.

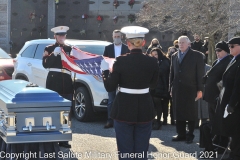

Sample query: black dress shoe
[185,139,193,144]
[172,136,186,141]
[59,142,71,148]
[185,136,194,144]
[104,122,113,129]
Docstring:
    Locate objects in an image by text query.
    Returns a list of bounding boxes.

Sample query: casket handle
[22,125,56,131]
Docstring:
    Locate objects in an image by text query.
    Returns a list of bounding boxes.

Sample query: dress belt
[119,87,149,94]
[48,68,71,75]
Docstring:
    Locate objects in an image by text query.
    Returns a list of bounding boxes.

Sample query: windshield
[0,48,11,59]
[75,45,105,55]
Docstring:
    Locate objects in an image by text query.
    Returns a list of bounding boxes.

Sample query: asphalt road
[60,113,229,160]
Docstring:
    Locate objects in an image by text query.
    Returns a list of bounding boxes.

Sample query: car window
[21,44,37,58]
[34,44,50,60]
[0,48,11,59]
[75,45,105,55]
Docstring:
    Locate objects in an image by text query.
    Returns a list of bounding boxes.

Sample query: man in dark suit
[170,36,205,144]
[203,41,232,124]
[191,34,204,52]
[213,37,240,159]
[103,29,129,128]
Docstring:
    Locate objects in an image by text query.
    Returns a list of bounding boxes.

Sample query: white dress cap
[51,26,69,35]
[121,26,149,39]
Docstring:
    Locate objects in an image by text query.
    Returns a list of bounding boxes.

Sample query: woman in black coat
[150,48,170,130]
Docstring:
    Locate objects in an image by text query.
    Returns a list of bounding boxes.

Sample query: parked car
[13,39,111,122]
[0,48,14,81]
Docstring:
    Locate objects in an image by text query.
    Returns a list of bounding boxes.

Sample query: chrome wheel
[75,92,86,118]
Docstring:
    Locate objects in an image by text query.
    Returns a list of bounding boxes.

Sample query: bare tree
[136,0,240,65]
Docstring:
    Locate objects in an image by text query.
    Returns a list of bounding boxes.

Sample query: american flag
[60,47,115,78]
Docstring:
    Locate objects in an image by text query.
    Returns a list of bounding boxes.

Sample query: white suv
[13,39,111,122]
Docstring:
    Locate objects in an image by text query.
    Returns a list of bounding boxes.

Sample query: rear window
[0,48,11,59]
[75,45,105,55]
[21,45,37,58]
[34,44,50,59]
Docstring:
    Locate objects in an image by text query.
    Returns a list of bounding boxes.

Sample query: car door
[18,44,37,82]
[32,44,51,87]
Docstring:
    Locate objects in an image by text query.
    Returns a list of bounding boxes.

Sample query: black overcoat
[102,49,159,123]
[170,48,205,121]
[203,55,232,104]
[42,42,73,96]
[212,55,240,136]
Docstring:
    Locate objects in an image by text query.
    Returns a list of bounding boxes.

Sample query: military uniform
[42,42,73,99]
[101,26,159,160]
[42,26,72,149]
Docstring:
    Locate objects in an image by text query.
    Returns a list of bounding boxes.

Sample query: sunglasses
[228,44,239,48]
[215,49,222,52]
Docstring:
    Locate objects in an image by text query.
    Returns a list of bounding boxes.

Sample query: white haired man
[170,36,205,144]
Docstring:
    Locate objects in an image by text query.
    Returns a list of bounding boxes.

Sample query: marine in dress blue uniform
[42,26,72,148]
[101,26,159,160]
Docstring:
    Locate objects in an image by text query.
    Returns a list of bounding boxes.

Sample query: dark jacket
[103,43,129,58]
[42,42,73,95]
[102,49,159,123]
[170,48,205,121]
[203,55,232,104]
[213,55,240,136]
[151,57,170,98]
[191,40,204,52]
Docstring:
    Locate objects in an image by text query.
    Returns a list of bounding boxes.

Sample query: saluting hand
[195,91,202,101]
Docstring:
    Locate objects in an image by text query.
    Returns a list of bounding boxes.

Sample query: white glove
[100,59,109,71]
[223,106,229,118]
[53,47,62,56]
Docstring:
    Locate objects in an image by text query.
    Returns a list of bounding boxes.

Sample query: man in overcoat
[213,37,240,159]
[203,41,232,124]
[170,36,205,144]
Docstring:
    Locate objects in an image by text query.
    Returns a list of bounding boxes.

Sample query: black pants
[153,97,169,122]
[176,120,195,140]
[230,133,240,159]
[169,97,174,122]
[208,102,216,125]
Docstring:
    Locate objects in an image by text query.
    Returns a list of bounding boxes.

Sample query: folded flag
[60,47,115,78]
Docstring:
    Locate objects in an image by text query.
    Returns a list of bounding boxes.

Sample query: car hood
[0,59,14,66]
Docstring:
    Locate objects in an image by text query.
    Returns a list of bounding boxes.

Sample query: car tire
[73,87,95,122]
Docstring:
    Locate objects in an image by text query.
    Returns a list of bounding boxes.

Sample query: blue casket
[0,80,72,144]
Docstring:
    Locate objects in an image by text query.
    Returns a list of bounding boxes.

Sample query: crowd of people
[102,28,240,159]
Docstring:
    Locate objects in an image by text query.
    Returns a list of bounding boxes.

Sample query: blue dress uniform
[102,26,159,160]
[42,26,72,148]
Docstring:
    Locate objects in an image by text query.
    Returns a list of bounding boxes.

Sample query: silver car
[13,39,111,122]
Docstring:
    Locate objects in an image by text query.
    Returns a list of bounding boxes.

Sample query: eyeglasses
[215,49,222,52]
[228,44,240,48]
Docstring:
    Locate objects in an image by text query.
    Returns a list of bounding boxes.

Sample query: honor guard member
[42,26,72,148]
[101,26,159,160]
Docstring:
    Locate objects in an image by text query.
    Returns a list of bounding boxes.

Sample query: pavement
[60,113,230,160]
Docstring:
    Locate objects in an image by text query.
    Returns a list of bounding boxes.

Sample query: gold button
[104,78,106,80]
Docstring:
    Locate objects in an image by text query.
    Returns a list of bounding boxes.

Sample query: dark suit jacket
[103,43,129,58]
[102,49,159,123]
[170,48,205,121]
[203,55,232,104]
